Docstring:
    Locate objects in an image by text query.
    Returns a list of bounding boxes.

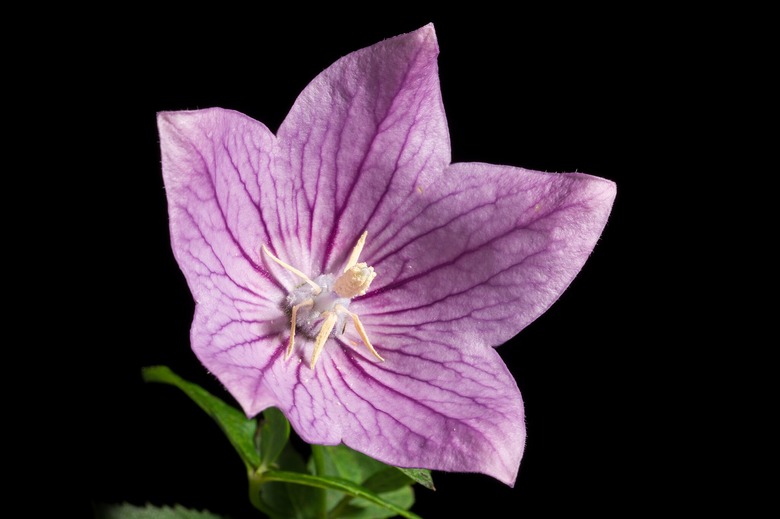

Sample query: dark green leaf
[259,471,421,519]
[334,487,413,519]
[314,444,390,486]
[396,469,435,491]
[328,485,414,519]
[362,468,414,494]
[257,407,290,469]
[141,366,260,470]
[93,503,229,519]
[312,444,422,517]
[253,442,326,519]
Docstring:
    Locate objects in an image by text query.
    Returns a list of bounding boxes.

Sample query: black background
[73,7,725,518]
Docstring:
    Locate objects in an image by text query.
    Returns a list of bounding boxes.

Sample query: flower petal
[275,24,450,276]
[159,109,295,390]
[329,337,524,486]
[359,163,616,347]
[232,331,524,486]
[158,108,290,299]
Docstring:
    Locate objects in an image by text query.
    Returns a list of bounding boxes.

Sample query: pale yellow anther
[262,244,321,294]
[334,263,376,298]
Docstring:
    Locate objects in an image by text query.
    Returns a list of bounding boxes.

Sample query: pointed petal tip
[586,173,618,212]
[156,109,199,137]
[156,109,191,125]
[157,108,262,146]
[412,22,438,51]
[417,22,437,39]
[156,110,175,131]
[499,469,519,488]
[564,171,617,214]
[156,107,234,127]
[156,110,204,156]
[385,23,438,54]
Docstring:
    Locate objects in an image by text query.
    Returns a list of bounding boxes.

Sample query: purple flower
[157,24,615,486]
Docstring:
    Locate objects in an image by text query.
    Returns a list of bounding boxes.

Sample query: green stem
[248,469,273,516]
[257,470,422,519]
[309,445,328,518]
[311,444,326,476]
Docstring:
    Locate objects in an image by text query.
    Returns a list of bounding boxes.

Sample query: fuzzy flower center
[262,232,383,369]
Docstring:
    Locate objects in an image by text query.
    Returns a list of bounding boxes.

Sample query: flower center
[262,231,383,369]
[287,274,348,336]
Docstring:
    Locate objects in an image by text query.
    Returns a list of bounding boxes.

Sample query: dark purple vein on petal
[219,332,278,355]
[369,188,465,260]
[240,343,284,413]
[369,197,499,269]
[187,142,276,287]
[321,43,427,273]
[291,360,320,430]
[336,353,504,461]
[309,364,334,424]
[320,363,372,437]
[354,347,501,403]
[358,93,435,240]
[264,150,287,266]
[293,126,314,263]
[362,195,559,302]
[332,360,422,440]
[180,206,277,302]
[358,124,415,232]
[220,137,274,255]
[320,92,358,273]
[362,251,543,317]
[308,119,335,263]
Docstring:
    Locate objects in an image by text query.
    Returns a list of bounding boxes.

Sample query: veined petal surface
[159,24,615,486]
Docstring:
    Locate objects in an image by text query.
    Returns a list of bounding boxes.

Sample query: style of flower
[158,24,615,486]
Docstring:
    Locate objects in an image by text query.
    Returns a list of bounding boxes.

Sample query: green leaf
[141,367,425,518]
[362,468,415,494]
[312,444,421,517]
[332,487,413,519]
[141,366,261,470]
[312,444,373,484]
[258,471,422,519]
[257,406,289,470]
[93,503,229,519]
[396,469,435,491]
[313,444,406,488]
[253,442,326,519]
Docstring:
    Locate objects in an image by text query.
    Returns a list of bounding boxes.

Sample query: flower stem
[248,469,273,516]
[311,445,326,476]
[310,446,328,518]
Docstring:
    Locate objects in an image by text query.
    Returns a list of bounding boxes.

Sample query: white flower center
[262,231,383,369]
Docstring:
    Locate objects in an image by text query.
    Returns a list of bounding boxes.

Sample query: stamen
[287,299,313,359]
[262,244,321,294]
[344,231,368,272]
[311,311,338,369]
[334,304,384,362]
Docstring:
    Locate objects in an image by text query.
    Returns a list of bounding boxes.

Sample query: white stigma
[262,231,383,369]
